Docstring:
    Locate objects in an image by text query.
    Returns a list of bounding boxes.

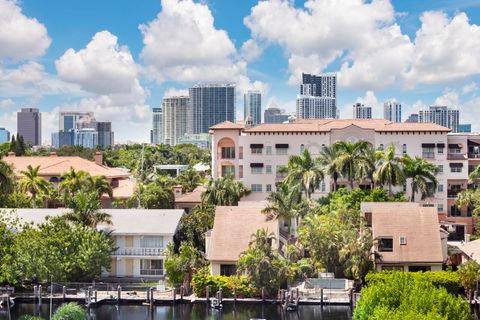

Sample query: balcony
[113,247,165,257]
[140,269,164,276]
[447,154,467,160]
[469,153,480,159]
[447,190,465,198]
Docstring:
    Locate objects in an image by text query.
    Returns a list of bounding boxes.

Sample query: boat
[0,296,14,308]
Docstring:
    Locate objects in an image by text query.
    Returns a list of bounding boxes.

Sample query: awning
[421,143,435,148]
[250,144,264,148]
[250,163,264,168]
[436,143,445,148]
[449,163,464,168]
[448,144,462,149]
[275,144,289,148]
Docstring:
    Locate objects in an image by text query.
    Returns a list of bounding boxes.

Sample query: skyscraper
[190,83,235,134]
[96,121,114,149]
[59,111,93,132]
[17,108,41,146]
[405,113,419,123]
[264,105,290,124]
[244,90,262,125]
[384,100,402,122]
[296,73,337,119]
[0,128,10,144]
[419,106,459,132]
[151,107,163,145]
[162,96,191,146]
[352,103,372,119]
[458,124,472,133]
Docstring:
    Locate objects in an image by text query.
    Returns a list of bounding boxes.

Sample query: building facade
[0,127,10,144]
[162,96,191,146]
[151,107,163,145]
[177,133,211,149]
[190,83,235,134]
[458,124,471,133]
[296,73,337,119]
[419,106,459,133]
[353,103,372,119]
[210,119,480,235]
[384,100,402,123]
[405,113,419,123]
[96,121,114,149]
[17,108,42,146]
[244,90,262,125]
[264,106,290,124]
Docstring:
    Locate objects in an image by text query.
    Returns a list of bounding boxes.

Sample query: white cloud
[240,39,264,62]
[0,0,51,61]
[462,82,478,94]
[0,98,13,109]
[164,88,189,97]
[434,89,460,106]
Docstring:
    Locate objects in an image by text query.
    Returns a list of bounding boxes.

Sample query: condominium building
[383,100,402,123]
[177,133,211,149]
[17,108,42,146]
[190,83,235,134]
[210,118,480,236]
[244,90,262,125]
[96,121,114,149]
[264,105,290,124]
[151,107,163,145]
[0,127,10,144]
[162,96,191,146]
[296,73,337,119]
[419,106,459,133]
[353,103,372,119]
[405,113,419,123]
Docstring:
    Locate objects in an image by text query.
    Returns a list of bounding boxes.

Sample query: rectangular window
[402,144,407,154]
[438,203,444,212]
[140,236,163,248]
[220,264,236,276]
[266,184,272,192]
[451,167,462,173]
[438,165,443,173]
[266,165,272,174]
[251,147,263,154]
[438,184,444,192]
[221,147,235,159]
[403,184,407,192]
[378,238,393,252]
[276,148,288,155]
[251,167,263,174]
[140,259,163,276]
[251,184,262,192]
[449,147,461,154]
[239,147,243,159]
[266,146,272,155]
[238,165,243,179]
[422,147,435,159]
[221,165,235,177]
[438,148,444,154]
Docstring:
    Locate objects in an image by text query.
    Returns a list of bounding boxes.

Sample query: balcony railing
[447,190,465,198]
[447,154,467,160]
[140,269,164,276]
[113,247,165,257]
[279,228,290,240]
[469,153,480,159]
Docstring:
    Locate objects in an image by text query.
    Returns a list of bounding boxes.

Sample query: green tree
[469,164,480,181]
[458,260,480,299]
[175,204,215,251]
[333,140,370,189]
[59,167,91,197]
[65,190,112,228]
[202,176,250,206]
[456,189,480,216]
[375,144,405,195]
[138,178,174,209]
[356,146,379,189]
[18,165,50,208]
[88,175,113,199]
[0,159,14,195]
[164,242,203,293]
[175,168,202,193]
[281,148,324,198]
[318,145,340,191]
[52,303,86,320]
[403,156,439,201]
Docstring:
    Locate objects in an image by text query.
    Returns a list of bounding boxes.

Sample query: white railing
[113,247,164,257]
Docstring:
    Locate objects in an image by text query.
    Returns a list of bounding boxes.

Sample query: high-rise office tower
[352,103,372,119]
[0,128,10,144]
[383,100,402,123]
[458,124,471,133]
[264,105,290,124]
[405,114,419,123]
[162,96,191,146]
[151,107,163,145]
[96,121,114,149]
[244,90,262,125]
[17,108,41,145]
[296,73,337,119]
[419,106,459,132]
[59,111,93,132]
[189,83,235,134]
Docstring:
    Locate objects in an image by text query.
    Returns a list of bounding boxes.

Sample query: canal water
[5,303,352,320]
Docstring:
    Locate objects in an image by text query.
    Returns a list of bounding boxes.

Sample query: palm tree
[333,140,370,189]
[403,156,439,202]
[469,165,480,181]
[281,148,324,198]
[262,183,302,234]
[318,145,340,192]
[0,160,14,194]
[88,175,113,199]
[356,146,379,189]
[375,144,406,196]
[176,169,202,193]
[19,165,50,208]
[456,189,479,216]
[59,167,91,197]
[202,176,250,206]
[65,190,112,228]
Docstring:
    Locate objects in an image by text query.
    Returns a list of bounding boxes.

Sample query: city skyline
[0,0,479,143]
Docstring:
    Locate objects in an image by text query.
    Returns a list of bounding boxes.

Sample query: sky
[0,0,480,143]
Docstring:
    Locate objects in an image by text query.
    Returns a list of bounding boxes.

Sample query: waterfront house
[12,208,184,279]
[173,185,205,212]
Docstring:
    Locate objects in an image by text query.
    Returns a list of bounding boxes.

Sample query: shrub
[354,272,471,320]
[52,302,86,320]
[191,274,255,298]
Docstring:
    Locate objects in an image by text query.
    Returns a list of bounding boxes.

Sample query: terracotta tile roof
[241,119,451,133]
[174,186,205,203]
[3,155,130,179]
[458,239,480,263]
[207,205,279,262]
[107,179,136,199]
[209,121,245,130]
[371,206,444,264]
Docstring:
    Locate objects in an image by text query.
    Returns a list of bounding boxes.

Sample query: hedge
[365,270,461,294]
[191,274,255,298]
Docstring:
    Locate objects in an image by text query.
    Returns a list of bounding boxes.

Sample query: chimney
[95,151,103,165]
[49,152,57,157]
[173,185,183,199]
[7,151,15,157]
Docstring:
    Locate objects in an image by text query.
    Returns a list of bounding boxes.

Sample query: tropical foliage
[18,165,50,208]
[65,190,112,228]
[175,204,215,251]
[164,242,205,292]
[191,274,254,298]
[202,175,250,206]
[375,144,406,195]
[403,156,439,201]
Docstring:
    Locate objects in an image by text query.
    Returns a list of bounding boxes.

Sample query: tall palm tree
[356,146,379,189]
[281,148,324,198]
[59,167,91,197]
[88,175,113,199]
[0,160,14,195]
[318,145,340,192]
[175,169,202,193]
[469,165,480,181]
[375,144,405,196]
[456,189,479,216]
[65,190,112,228]
[333,140,370,189]
[262,183,302,234]
[202,176,250,206]
[19,165,50,208]
[403,156,439,202]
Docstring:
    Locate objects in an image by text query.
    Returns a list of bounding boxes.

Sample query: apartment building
[210,118,480,234]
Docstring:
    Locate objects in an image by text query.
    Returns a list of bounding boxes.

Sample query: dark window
[220,264,236,276]
[221,147,235,159]
[408,266,431,272]
[378,238,393,252]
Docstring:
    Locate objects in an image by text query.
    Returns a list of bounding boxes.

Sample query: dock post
[38,285,42,306]
[296,288,299,305]
[33,285,37,302]
[173,287,176,304]
[320,288,323,306]
[94,289,97,303]
[146,287,150,303]
[233,287,237,304]
[219,287,223,304]
[117,285,121,303]
[150,288,154,308]
[180,285,184,301]
[280,289,284,305]
[261,287,265,302]
[206,286,209,305]
[62,286,66,300]
[349,289,353,307]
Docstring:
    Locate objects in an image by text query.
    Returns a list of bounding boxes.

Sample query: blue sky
[0,0,480,143]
